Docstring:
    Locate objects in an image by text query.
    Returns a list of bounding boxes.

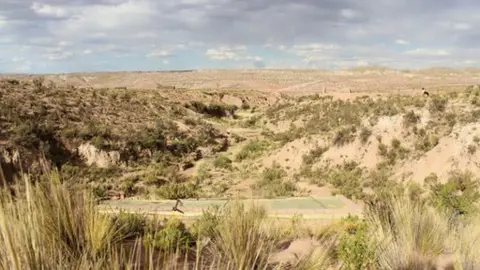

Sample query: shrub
[378,143,388,157]
[359,127,372,145]
[156,182,199,199]
[302,145,329,165]
[415,134,439,152]
[403,110,420,128]
[428,96,448,115]
[391,138,401,149]
[203,202,277,269]
[254,163,296,198]
[0,171,129,269]
[333,126,357,147]
[426,170,480,215]
[467,144,477,155]
[144,218,194,252]
[327,162,365,200]
[366,195,453,270]
[187,101,237,118]
[235,140,269,161]
[213,154,233,170]
[337,216,375,270]
[112,211,148,237]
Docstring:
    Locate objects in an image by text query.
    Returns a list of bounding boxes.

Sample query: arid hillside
[1,68,480,206]
[2,69,480,269]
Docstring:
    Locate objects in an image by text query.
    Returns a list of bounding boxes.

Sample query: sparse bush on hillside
[327,162,365,200]
[391,138,401,149]
[333,126,357,147]
[155,181,199,199]
[415,133,439,152]
[186,101,237,118]
[377,139,409,166]
[254,163,296,198]
[402,110,420,128]
[235,140,269,161]
[378,143,388,157]
[428,96,448,115]
[273,127,302,145]
[213,154,233,170]
[359,127,372,145]
[241,115,260,128]
[426,170,480,215]
[302,145,329,165]
[467,144,477,155]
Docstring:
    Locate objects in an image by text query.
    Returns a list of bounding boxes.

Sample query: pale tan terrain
[3,67,480,95]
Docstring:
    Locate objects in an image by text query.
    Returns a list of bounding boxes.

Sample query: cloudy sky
[1,0,479,73]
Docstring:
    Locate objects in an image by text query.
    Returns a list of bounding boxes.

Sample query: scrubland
[2,73,480,269]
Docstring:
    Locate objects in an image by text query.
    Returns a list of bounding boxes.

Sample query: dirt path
[98,195,363,222]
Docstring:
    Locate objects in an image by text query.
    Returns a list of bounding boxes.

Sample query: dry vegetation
[2,69,480,269]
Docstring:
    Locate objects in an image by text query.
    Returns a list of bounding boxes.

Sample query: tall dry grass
[0,169,333,269]
[365,195,480,270]
[0,170,130,269]
[6,166,480,270]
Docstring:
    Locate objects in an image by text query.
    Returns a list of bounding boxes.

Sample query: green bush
[254,163,296,198]
[427,170,480,215]
[337,216,375,270]
[144,218,194,251]
[112,211,148,237]
[235,140,269,161]
[328,162,365,200]
[213,154,233,170]
[156,182,199,199]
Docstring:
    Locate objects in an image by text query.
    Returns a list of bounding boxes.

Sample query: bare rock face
[77,143,121,168]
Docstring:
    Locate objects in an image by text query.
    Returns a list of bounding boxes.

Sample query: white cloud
[12,57,24,63]
[44,1,155,40]
[162,60,170,64]
[246,56,263,61]
[1,0,480,72]
[205,45,247,60]
[31,2,70,18]
[42,49,74,60]
[340,9,357,19]
[452,22,472,30]
[146,50,173,58]
[395,39,410,45]
[289,43,340,62]
[405,48,450,56]
[0,15,6,28]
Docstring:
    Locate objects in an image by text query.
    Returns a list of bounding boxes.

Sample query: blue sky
[1,0,480,73]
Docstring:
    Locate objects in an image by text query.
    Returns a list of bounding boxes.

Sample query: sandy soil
[3,67,479,96]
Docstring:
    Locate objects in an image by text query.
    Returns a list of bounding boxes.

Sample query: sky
[1,0,480,73]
